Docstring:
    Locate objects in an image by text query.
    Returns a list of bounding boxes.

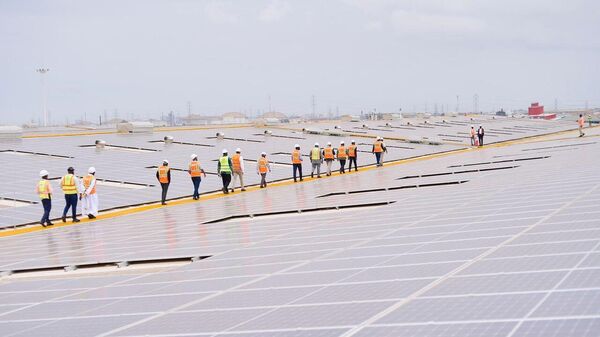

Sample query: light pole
[35,68,50,127]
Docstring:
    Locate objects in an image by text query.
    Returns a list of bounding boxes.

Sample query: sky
[0,0,599,125]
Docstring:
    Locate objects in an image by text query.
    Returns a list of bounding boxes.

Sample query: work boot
[241,188,246,191]
[47,222,54,226]
[311,173,314,178]
[317,175,321,178]
[62,215,66,223]
[41,222,47,227]
[73,218,80,223]
[300,178,303,181]
[231,188,235,193]
[88,214,96,219]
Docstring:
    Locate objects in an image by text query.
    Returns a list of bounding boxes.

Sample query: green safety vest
[311,148,321,160]
[219,156,231,173]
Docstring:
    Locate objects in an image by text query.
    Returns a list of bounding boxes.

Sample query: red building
[528,102,544,115]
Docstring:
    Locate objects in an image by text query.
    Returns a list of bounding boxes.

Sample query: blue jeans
[63,194,78,219]
[191,177,201,198]
[375,152,382,165]
[41,198,51,224]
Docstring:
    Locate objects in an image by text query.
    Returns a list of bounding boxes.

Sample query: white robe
[82,177,98,216]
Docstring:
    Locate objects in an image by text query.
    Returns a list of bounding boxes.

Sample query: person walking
[477,125,485,146]
[588,114,593,127]
[347,140,358,172]
[60,167,81,223]
[337,141,347,174]
[257,152,271,188]
[372,137,387,167]
[231,148,246,192]
[323,142,336,176]
[82,167,99,219]
[579,114,586,137]
[310,142,322,178]
[291,144,303,182]
[470,125,476,146]
[156,160,171,205]
[36,170,54,227]
[218,149,233,194]
[188,154,206,200]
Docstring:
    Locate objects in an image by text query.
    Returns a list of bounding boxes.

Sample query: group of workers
[35,166,99,227]
[469,125,485,146]
[156,137,388,202]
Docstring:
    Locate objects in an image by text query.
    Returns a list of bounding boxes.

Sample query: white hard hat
[479,125,482,127]
[314,142,319,146]
[235,148,241,153]
[222,149,228,154]
[340,141,345,144]
[190,154,197,159]
[294,144,300,148]
[163,159,169,165]
[327,142,332,146]
[39,170,49,177]
[261,152,267,156]
[351,140,356,144]
[471,125,474,128]
[88,167,96,174]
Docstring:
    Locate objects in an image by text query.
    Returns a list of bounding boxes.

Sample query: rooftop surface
[0,117,598,337]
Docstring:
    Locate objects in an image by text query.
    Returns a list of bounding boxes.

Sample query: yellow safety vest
[38,180,50,199]
[311,148,321,161]
[61,174,78,194]
[219,156,231,173]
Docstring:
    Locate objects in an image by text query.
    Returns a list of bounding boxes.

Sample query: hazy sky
[1,0,599,124]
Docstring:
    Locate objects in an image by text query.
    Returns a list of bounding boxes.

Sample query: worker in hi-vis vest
[231,148,246,192]
[218,149,233,194]
[188,154,206,200]
[310,142,322,178]
[291,144,303,182]
[36,169,54,227]
[372,136,387,167]
[470,125,476,146]
[156,160,171,205]
[60,166,81,223]
[323,142,336,176]
[81,167,98,219]
[257,152,271,188]
[337,141,347,174]
[347,140,358,172]
[579,114,586,137]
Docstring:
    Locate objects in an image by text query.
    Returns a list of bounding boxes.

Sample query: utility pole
[473,94,479,114]
[187,101,192,117]
[311,95,316,118]
[35,68,50,127]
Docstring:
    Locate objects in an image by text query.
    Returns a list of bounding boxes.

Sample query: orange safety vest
[324,147,334,160]
[189,161,202,177]
[470,129,476,137]
[292,150,302,164]
[579,118,585,127]
[38,180,50,199]
[158,165,170,183]
[348,145,357,157]
[232,154,242,172]
[337,146,347,159]
[82,174,97,194]
[61,174,78,194]
[373,142,383,153]
[258,157,269,173]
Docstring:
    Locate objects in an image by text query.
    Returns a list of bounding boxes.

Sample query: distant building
[221,112,248,124]
[496,109,507,117]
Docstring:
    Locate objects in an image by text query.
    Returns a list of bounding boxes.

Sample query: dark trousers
[191,177,201,199]
[260,173,267,188]
[63,194,78,219]
[293,164,302,181]
[339,159,346,173]
[41,198,51,224]
[478,135,484,146]
[221,173,231,192]
[375,152,382,165]
[161,183,169,203]
[348,157,357,171]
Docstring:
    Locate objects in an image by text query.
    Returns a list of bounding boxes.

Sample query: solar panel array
[0,121,597,337]
[0,117,572,228]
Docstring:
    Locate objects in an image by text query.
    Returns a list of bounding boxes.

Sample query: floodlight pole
[36,68,50,127]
